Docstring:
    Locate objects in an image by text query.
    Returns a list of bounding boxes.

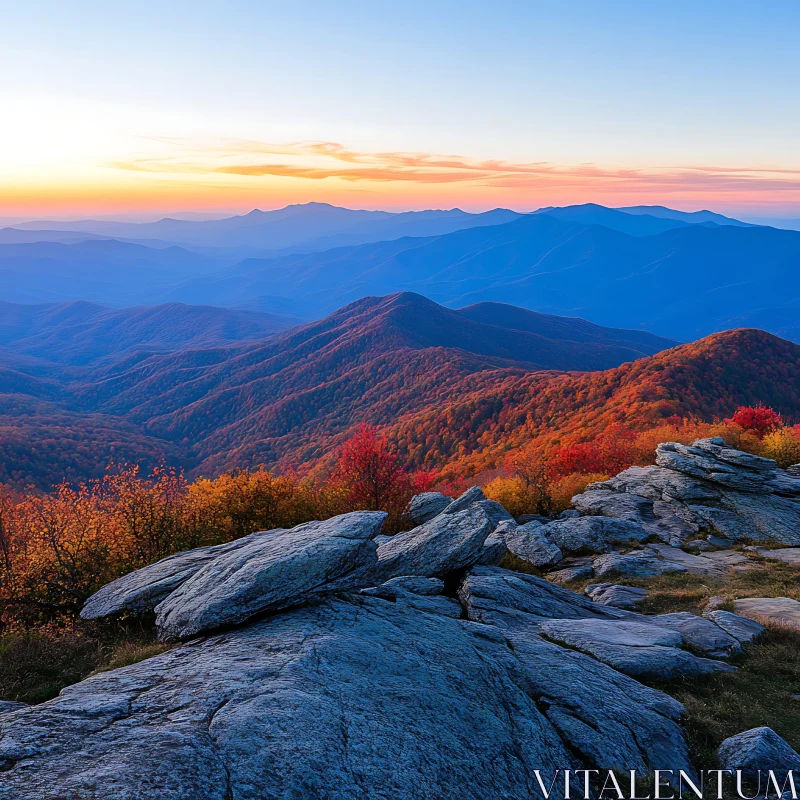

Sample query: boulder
[539,618,736,681]
[408,491,452,524]
[371,504,494,583]
[81,527,287,620]
[704,610,765,644]
[155,511,386,641]
[0,591,693,798]
[732,597,800,632]
[717,727,800,774]
[585,583,649,609]
[503,521,563,567]
[478,499,516,527]
[538,516,647,555]
[441,486,487,515]
[477,524,509,565]
[545,564,594,585]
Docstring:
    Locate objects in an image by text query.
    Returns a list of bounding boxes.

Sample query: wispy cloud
[111,139,800,196]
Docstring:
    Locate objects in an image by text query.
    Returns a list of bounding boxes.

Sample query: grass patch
[588,559,800,774]
[0,619,167,705]
[653,626,800,769]
[498,552,542,576]
[564,558,800,615]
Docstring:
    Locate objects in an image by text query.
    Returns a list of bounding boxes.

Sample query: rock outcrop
[371,503,494,583]
[81,527,289,620]
[5,438,796,798]
[502,520,563,567]
[571,438,800,547]
[536,515,647,554]
[539,618,735,680]
[154,511,386,641]
[0,575,698,798]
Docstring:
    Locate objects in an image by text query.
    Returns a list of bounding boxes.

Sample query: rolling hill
[0,301,301,367]
[0,293,674,486]
[1,292,799,489]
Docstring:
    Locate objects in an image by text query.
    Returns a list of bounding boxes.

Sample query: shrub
[761,426,800,468]
[549,472,609,513]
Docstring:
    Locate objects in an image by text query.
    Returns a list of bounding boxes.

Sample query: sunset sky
[2,1,799,220]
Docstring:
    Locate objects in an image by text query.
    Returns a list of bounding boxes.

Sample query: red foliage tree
[333,425,421,524]
[547,425,638,480]
[727,405,783,439]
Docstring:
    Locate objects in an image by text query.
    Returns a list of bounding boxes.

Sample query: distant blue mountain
[533,203,692,236]
[617,205,753,227]
[0,240,223,305]
[15,202,522,253]
[168,211,800,342]
[0,300,299,367]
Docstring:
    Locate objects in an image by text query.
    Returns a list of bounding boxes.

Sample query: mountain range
[2,201,799,342]
[1,291,798,489]
[169,211,800,341]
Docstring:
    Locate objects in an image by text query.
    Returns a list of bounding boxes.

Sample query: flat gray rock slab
[504,521,563,567]
[585,583,649,609]
[542,618,683,648]
[650,612,742,658]
[718,727,800,773]
[593,550,688,579]
[372,504,493,583]
[538,516,648,555]
[539,618,736,681]
[81,527,287,619]
[733,597,800,632]
[0,593,693,798]
[645,544,750,576]
[704,610,765,644]
[155,511,386,641]
[408,491,452,524]
[749,547,800,566]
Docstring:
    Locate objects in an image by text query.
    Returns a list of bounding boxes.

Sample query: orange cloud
[110,140,800,200]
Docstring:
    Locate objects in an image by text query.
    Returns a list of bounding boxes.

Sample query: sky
[1,0,799,220]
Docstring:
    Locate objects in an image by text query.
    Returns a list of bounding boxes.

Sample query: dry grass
[654,626,800,769]
[562,556,800,614]
[0,620,166,704]
[589,558,800,770]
